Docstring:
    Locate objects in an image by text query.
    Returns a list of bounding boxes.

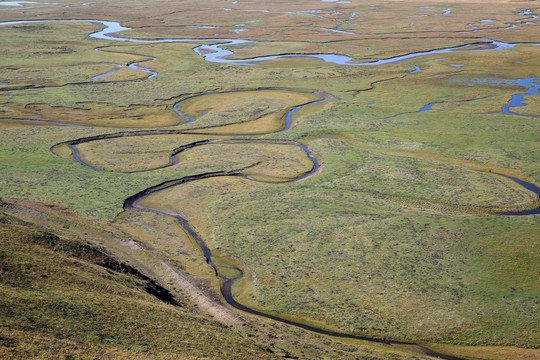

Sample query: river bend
[1,15,536,359]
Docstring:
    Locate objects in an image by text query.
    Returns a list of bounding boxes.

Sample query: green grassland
[1,0,539,359]
[0,210,270,360]
[2,202,435,360]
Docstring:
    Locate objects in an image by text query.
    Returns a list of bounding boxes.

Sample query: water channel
[1,17,538,359]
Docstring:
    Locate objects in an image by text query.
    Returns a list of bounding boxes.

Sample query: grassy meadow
[3,202,432,360]
[0,0,539,359]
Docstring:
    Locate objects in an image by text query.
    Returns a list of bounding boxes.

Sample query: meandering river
[1,17,538,359]
[2,19,540,66]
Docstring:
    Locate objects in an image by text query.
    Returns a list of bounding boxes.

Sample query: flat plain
[0,0,539,359]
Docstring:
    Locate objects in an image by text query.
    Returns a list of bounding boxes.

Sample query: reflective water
[386,96,492,119]
[410,65,420,73]
[496,173,540,215]
[128,58,157,79]
[282,97,328,131]
[499,77,539,117]
[2,19,539,67]
[92,68,119,81]
[171,91,329,130]
[0,1,38,5]
[463,77,540,117]
[71,144,101,171]
[172,98,197,124]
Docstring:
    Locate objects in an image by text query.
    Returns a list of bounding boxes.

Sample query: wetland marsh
[0,1,539,359]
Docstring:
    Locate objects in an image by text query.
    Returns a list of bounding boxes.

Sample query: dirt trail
[162,262,243,325]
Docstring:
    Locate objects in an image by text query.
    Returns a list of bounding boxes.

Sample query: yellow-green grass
[426,344,540,360]
[71,134,209,173]
[0,22,112,66]
[326,152,537,214]
[217,266,242,279]
[2,42,536,348]
[207,182,539,346]
[517,95,540,117]
[345,55,539,121]
[114,209,217,281]
[0,0,539,357]
[103,0,534,45]
[0,119,68,130]
[1,63,106,89]
[0,125,205,220]
[0,212,273,360]
[138,176,261,243]
[360,148,540,212]
[133,145,538,345]
[92,65,151,83]
[69,137,314,178]
[0,22,150,82]
[0,62,147,89]
[125,176,263,304]
[176,142,315,182]
[1,199,433,360]
[223,37,478,64]
[1,102,180,128]
[120,9,337,39]
[178,90,323,134]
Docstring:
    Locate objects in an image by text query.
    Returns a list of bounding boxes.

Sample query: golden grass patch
[178,89,323,134]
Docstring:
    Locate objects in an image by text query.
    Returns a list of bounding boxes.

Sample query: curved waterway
[3,16,534,357]
[1,19,540,67]
[70,144,101,171]
[63,90,329,171]
[123,170,464,360]
[497,173,540,215]
[461,77,539,118]
[171,91,329,133]
[53,87,538,360]
[94,48,157,81]
[499,77,539,118]
[385,95,492,119]
[92,68,119,81]
[52,90,467,358]
[91,62,157,82]
[64,128,540,217]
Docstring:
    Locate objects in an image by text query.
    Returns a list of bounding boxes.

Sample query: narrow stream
[121,153,465,360]
[60,117,536,360]
[2,19,540,67]
[70,144,101,171]
[497,173,540,215]
[92,68,119,81]
[171,91,329,133]
[385,95,492,119]
[462,77,539,117]
[94,47,157,80]
[3,16,537,359]
[499,77,539,118]
[128,57,157,79]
